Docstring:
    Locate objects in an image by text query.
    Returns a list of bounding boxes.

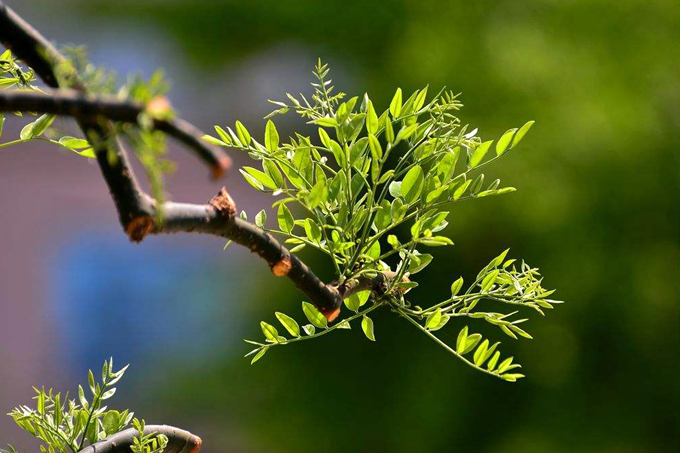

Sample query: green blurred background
[0,0,678,452]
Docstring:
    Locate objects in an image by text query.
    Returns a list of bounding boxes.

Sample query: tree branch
[77,425,201,453]
[0,0,152,227]
[0,89,231,177]
[0,0,365,318]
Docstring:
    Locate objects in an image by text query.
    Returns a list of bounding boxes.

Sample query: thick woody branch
[154,189,345,317]
[78,425,201,453]
[0,89,231,177]
[0,1,385,319]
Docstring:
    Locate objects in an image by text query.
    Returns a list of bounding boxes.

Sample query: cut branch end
[322,307,341,322]
[126,215,155,242]
[271,257,292,277]
[210,156,231,180]
[188,435,202,453]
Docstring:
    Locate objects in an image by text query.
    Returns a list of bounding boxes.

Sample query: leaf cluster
[204,60,561,380]
[5,359,163,453]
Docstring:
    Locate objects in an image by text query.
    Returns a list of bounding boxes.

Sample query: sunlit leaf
[302,302,327,329]
[361,315,376,341]
[275,312,300,337]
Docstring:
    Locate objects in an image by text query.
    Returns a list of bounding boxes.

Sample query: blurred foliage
[42,0,680,451]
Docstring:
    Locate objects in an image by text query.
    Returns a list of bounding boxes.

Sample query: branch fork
[0,0,399,324]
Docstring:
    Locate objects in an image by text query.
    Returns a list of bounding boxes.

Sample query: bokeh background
[1,0,678,452]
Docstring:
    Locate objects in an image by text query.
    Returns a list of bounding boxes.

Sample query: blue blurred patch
[48,232,249,373]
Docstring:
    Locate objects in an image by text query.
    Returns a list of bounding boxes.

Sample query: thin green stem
[396,306,501,378]
[263,302,384,348]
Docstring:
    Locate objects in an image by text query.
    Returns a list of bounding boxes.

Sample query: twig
[0,89,231,178]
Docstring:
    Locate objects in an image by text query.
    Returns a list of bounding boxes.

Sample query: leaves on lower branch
[6,359,165,453]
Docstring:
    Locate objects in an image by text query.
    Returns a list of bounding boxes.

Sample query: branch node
[125,215,155,242]
[209,187,236,219]
[271,257,292,277]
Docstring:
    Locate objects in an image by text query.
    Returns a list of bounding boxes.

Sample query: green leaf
[304,218,322,243]
[487,351,501,371]
[425,309,442,330]
[202,134,226,146]
[243,166,277,190]
[235,120,251,146]
[374,200,392,230]
[462,334,482,354]
[429,314,450,332]
[368,133,383,160]
[511,324,533,339]
[255,209,267,227]
[263,160,283,187]
[453,179,471,200]
[277,204,294,233]
[366,239,381,261]
[314,117,338,128]
[349,137,369,166]
[307,180,327,209]
[275,312,300,337]
[344,294,361,312]
[302,302,328,329]
[481,270,500,291]
[496,128,517,156]
[450,277,464,296]
[492,248,510,267]
[316,127,331,149]
[264,120,279,151]
[385,118,395,143]
[473,339,490,366]
[456,326,469,354]
[420,236,453,247]
[356,290,371,306]
[214,125,233,144]
[389,181,402,199]
[88,369,96,393]
[470,140,493,168]
[0,114,4,139]
[389,88,403,117]
[395,123,418,144]
[511,120,535,148]
[401,165,424,204]
[102,411,120,435]
[250,347,268,364]
[329,140,347,167]
[302,324,316,336]
[366,100,379,134]
[436,148,459,181]
[20,114,55,140]
[260,321,279,342]
[414,86,428,111]
[408,253,432,274]
[361,315,376,341]
[58,136,90,149]
[497,356,515,373]
[501,373,525,382]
